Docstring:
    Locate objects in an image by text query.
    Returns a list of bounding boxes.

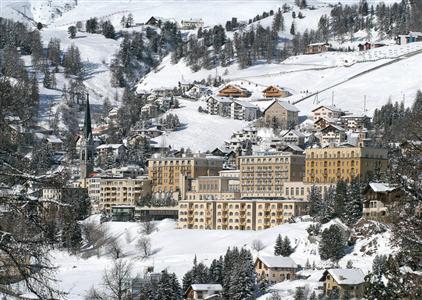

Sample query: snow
[190,284,223,291]
[369,182,396,193]
[152,99,249,152]
[325,268,365,285]
[49,217,395,299]
[258,256,297,268]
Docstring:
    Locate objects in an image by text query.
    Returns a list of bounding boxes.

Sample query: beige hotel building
[178,199,307,230]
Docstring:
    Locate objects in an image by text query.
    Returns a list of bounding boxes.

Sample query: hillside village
[1,0,422,300]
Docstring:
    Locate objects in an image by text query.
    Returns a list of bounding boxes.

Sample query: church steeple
[80,93,94,182]
[83,93,92,139]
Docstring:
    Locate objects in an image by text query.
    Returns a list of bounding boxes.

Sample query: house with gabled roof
[218,84,251,98]
[263,100,299,130]
[255,256,298,284]
[262,85,290,98]
[312,105,343,122]
[319,268,365,299]
[185,284,223,300]
[362,182,404,222]
[320,124,346,144]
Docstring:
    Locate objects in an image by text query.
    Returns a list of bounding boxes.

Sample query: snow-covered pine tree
[345,179,363,225]
[274,234,283,255]
[208,256,224,284]
[319,224,346,261]
[308,184,323,218]
[280,236,294,257]
[333,180,348,219]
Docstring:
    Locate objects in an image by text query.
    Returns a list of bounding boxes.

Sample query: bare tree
[139,220,157,235]
[86,259,132,300]
[251,239,265,253]
[137,236,152,258]
[107,238,124,259]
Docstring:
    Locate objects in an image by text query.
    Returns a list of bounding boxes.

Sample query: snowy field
[152,99,249,152]
[50,217,394,300]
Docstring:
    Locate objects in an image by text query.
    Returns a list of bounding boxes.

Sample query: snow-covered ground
[50,217,394,300]
[152,99,249,152]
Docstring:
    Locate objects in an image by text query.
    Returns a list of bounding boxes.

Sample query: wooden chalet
[218,84,251,98]
[262,85,290,98]
[305,42,330,54]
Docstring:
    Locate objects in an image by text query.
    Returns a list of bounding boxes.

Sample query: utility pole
[331,91,335,106]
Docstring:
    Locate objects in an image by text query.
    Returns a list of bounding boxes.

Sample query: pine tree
[345,179,363,225]
[346,260,354,269]
[309,291,317,300]
[319,225,346,261]
[290,22,296,35]
[68,25,77,38]
[274,234,283,255]
[280,236,294,257]
[208,256,224,284]
[308,185,323,218]
[43,67,52,88]
[294,287,305,300]
[334,180,348,219]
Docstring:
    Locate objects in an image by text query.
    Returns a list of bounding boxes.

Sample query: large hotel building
[147,154,224,196]
[239,152,305,198]
[304,146,388,183]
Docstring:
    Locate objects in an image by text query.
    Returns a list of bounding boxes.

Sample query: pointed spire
[83,93,92,139]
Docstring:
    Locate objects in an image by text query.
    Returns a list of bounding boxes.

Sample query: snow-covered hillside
[152,99,249,152]
[50,217,394,300]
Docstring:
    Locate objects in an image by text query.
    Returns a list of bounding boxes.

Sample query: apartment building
[239,152,305,198]
[99,176,152,213]
[178,199,307,230]
[147,154,224,195]
[181,175,240,201]
[304,146,388,184]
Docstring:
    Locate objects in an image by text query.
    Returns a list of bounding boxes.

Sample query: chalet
[206,96,232,117]
[363,182,404,222]
[305,42,330,54]
[218,84,251,98]
[320,124,346,144]
[280,129,305,147]
[262,85,290,98]
[319,269,365,300]
[145,16,178,27]
[141,103,158,119]
[185,284,223,300]
[255,256,298,284]
[396,31,422,45]
[311,105,343,122]
[340,114,370,131]
[186,84,212,99]
[96,144,126,162]
[263,100,299,130]
[230,101,258,121]
[180,18,204,30]
[314,117,339,130]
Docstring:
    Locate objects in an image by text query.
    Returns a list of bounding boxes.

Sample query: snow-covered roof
[207,95,232,103]
[409,31,422,37]
[281,129,305,138]
[47,135,63,143]
[264,100,299,113]
[190,284,223,292]
[96,144,124,150]
[233,100,258,109]
[369,182,396,193]
[278,101,300,112]
[312,105,342,113]
[309,42,330,46]
[323,269,365,285]
[258,256,297,269]
[321,124,345,132]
